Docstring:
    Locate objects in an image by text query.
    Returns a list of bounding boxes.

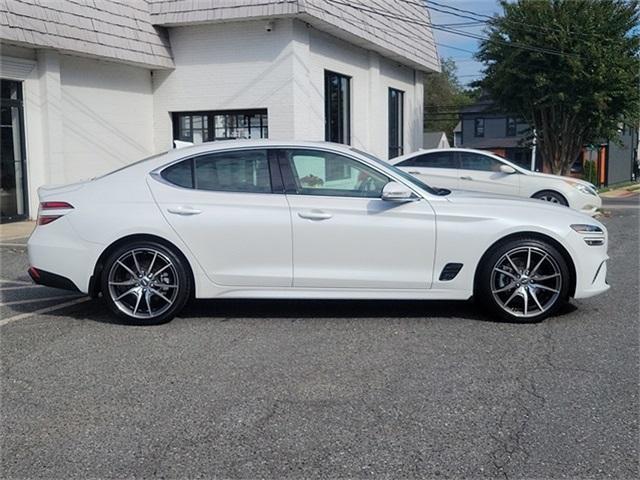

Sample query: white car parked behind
[389,148,601,215]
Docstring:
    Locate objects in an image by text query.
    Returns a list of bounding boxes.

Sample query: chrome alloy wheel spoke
[491,246,562,318]
[108,248,179,319]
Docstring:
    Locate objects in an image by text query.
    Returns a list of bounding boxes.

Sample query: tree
[477,0,640,175]
[424,58,478,141]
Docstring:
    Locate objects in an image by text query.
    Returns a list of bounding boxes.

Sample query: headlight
[564,180,598,196]
[570,224,603,234]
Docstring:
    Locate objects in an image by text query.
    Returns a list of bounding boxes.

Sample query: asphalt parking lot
[1,198,638,479]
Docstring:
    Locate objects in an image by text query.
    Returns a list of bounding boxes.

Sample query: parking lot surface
[1,199,638,479]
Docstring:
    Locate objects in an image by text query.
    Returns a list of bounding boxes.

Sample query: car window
[161,150,272,192]
[397,152,457,169]
[195,150,271,193]
[459,152,503,172]
[161,159,194,188]
[284,149,389,198]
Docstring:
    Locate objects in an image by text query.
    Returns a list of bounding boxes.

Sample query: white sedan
[27,141,609,325]
[389,148,602,215]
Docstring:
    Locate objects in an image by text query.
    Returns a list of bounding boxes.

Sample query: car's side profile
[27,141,609,325]
[389,148,602,215]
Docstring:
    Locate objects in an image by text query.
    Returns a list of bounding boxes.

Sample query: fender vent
[439,263,463,281]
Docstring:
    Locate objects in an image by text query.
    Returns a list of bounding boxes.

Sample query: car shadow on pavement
[48,296,578,326]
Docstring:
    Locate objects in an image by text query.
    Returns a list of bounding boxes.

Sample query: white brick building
[0,0,439,222]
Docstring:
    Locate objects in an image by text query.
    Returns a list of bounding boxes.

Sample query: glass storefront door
[0,79,28,223]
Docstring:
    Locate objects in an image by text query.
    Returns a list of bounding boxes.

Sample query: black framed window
[172,109,268,145]
[388,88,404,159]
[474,118,485,137]
[506,117,517,137]
[1,79,28,223]
[161,149,272,193]
[325,71,351,145]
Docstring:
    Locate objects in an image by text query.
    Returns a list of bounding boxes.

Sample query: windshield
[350,148,449,196]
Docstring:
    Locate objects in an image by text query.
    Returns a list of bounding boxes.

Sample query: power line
[409,0,610,42]
[324,0,580,59]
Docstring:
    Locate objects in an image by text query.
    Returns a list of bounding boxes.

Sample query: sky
[427,0,502,86]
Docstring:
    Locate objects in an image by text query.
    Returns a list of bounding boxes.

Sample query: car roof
[388,147,527,172]
[162,139,360,160]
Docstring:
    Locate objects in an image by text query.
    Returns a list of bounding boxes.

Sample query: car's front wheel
[532,190,568,206]
[475,238,571,323]
[101,241,191,325]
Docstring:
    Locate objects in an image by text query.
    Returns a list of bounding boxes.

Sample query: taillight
[38,201,74,226]
[38,215,63,226]
[40,201,74,210]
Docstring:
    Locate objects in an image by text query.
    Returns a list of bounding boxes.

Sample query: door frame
[0,79,29,223]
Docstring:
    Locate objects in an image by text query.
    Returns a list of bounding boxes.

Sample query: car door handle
[408,171,421,175]
[460,176,473,181]
[167,206,202,216]
[298,210,333,221]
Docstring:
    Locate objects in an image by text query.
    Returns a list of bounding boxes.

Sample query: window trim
[388,88,404,159]
[324,70,351,145]
[474,118,485,137]
[171,109,268,144]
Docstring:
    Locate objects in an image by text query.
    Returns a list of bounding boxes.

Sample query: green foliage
[424,58,479,141]
[477,0,640,174]
[583,159,598,185]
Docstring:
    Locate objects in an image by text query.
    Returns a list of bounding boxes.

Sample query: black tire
[532,190,569,206]
[475,237,571,323]
[100,241,191,325]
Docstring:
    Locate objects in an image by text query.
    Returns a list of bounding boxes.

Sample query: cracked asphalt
[1,200,638,479]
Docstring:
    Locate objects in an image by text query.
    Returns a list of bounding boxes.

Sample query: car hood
[524,170,595,188]
[442,188,597,221]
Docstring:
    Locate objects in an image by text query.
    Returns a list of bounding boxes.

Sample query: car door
[278,148,436,289]
[457,151,520,196]
[395,151,460,190]
[147,148,292,287]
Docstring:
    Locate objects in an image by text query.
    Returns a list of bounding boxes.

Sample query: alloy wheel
[539,194,560,203]
[107,248,180,319]
[490,246,562,318]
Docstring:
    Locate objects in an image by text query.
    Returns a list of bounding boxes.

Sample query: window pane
[175,110,268,144]
[400,152,456,169]
[195,150,270,193]
[161,160,193,188]
[474,118,485,137]
[286,149,388,198]
[459,152,502,172]
[325,71,350,145]
[388,88,404,158]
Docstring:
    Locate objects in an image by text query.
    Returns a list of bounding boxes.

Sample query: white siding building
[0,0,439,222]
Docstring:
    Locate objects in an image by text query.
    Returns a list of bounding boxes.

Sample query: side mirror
[381,182,417,202]
[500,164,517,174]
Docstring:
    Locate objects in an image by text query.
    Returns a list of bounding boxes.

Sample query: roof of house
[0,0,174,68]
[423,131,449,148]
[1,1,439,72]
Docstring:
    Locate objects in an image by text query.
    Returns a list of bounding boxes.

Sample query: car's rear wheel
[475,238,570,323]
[101,241,191,325]
[532,190,568,206]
